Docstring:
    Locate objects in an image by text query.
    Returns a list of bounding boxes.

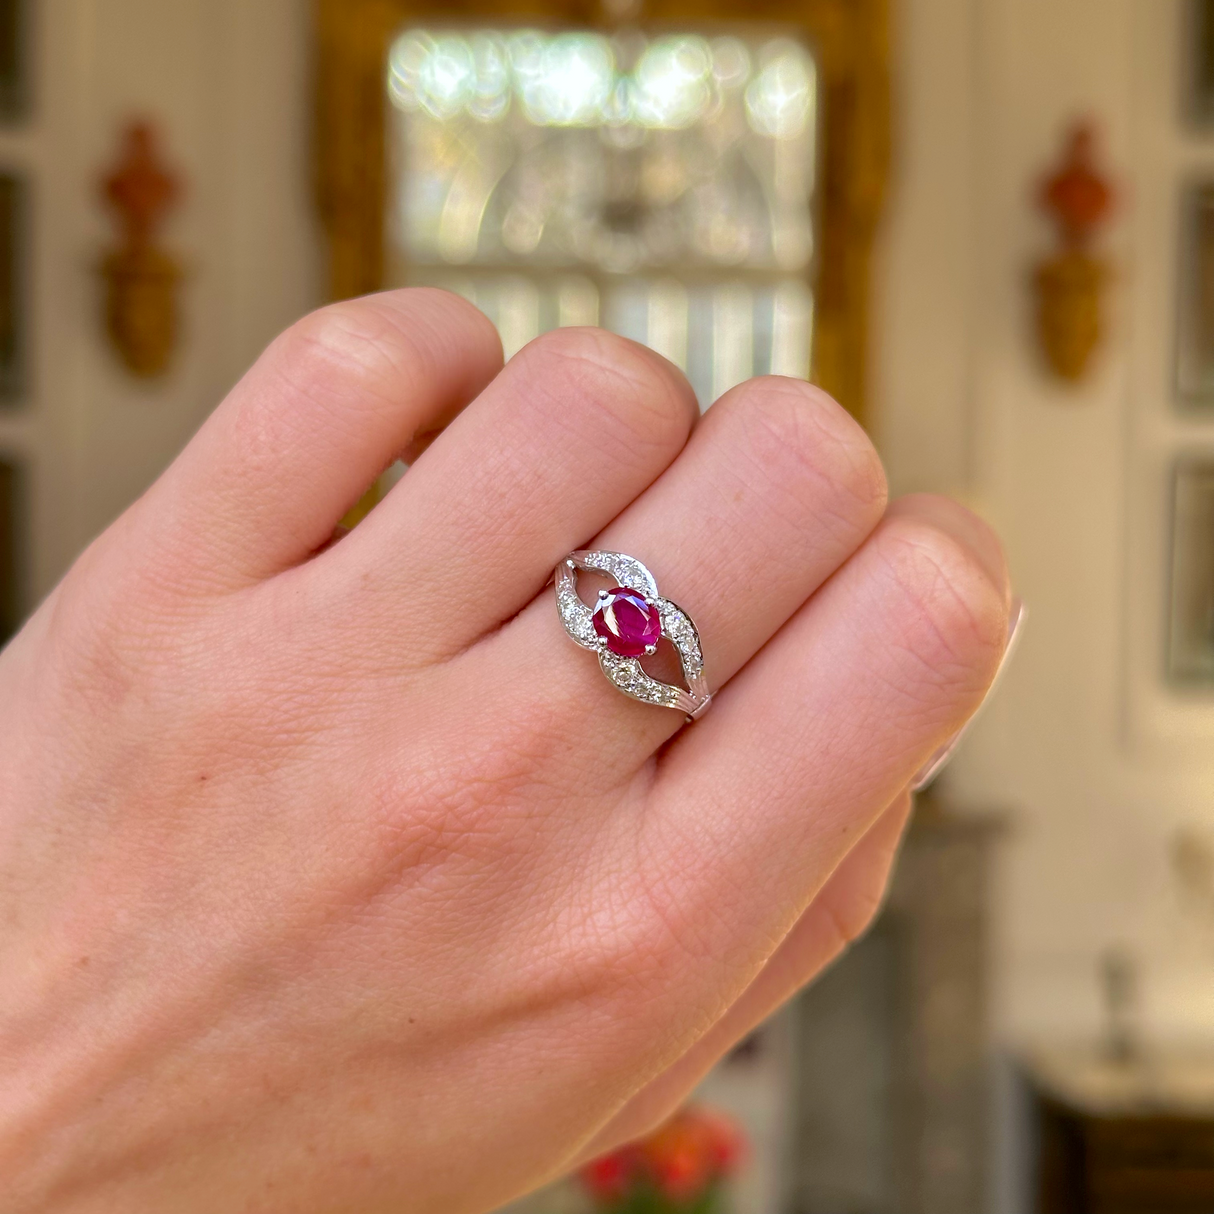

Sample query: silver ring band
[555,550,711,721]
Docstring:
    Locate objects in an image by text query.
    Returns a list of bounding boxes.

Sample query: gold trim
[315,0,889,423]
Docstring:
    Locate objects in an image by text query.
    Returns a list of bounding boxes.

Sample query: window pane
[385,27,818,405]
[1178,182,1214,408]
[1168,457,1214,684]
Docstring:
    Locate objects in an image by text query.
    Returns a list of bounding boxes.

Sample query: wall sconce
[99,120,183,378]
[1033,120,1115,383]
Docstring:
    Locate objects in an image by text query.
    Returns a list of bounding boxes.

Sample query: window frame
[314,0,889,424]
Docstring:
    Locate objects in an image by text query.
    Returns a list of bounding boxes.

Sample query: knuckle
[276,298,430,410]
[403,285,502,349]
[223,289,503,487]
[270,289,498,421]
[723,378,888,522]
[878,516,1009,684]
[516,326,698,448]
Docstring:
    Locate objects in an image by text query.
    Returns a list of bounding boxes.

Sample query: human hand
[0,290,1012,1213]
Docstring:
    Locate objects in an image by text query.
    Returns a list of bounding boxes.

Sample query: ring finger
[465,376,888,766]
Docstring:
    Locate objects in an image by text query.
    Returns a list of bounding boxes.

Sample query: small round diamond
[591,586,662,658]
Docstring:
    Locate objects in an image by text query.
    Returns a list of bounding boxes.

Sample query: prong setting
[554,550,710,720]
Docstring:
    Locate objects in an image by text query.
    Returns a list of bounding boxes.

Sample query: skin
[0,289,1012,1214]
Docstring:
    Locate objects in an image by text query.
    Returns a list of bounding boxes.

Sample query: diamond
[592,586,662,658]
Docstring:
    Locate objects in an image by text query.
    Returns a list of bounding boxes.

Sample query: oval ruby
[592,586,662,658]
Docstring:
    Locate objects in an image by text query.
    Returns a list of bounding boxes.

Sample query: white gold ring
[555,550,711,721]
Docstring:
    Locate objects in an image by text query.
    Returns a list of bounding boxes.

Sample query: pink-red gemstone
[592,586,662,658]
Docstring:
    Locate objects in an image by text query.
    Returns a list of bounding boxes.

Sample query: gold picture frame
[315,0,889,423]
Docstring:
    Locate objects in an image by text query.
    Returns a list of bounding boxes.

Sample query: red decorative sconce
[99,120,183,378]
[1034,120,1116,383]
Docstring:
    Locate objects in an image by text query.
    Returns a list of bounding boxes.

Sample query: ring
[555,550,711,720]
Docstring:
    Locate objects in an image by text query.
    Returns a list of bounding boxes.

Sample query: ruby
[592,586,662,658]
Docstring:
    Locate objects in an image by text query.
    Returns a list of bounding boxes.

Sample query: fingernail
[910,597,1026,792]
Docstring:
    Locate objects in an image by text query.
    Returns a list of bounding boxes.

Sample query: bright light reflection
[745,43,815,139]
[417,35,474,119]
[520,35,614,126]
[468,34,510,120]
[388,33,431,110]
[631,37,712,129]
[711,37,751,87]
[388,29,814,136]
[771,280,813,379]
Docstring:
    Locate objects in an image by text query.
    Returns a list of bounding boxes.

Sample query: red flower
[580,1147,639,1202]
[645,1131,708,1199]
[580,1105,747,1209]
[698,1108,747,1176]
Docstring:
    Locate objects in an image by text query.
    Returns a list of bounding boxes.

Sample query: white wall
[875,0,1214,1051]
[0,0,322,602]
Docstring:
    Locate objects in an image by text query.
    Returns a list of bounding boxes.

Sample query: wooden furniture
[314,0,888,424]
[1029,1048,1214,1214]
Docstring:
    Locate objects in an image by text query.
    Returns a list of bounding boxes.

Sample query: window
[384,27,818,406]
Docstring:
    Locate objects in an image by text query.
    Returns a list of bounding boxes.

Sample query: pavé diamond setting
[556,550,712,720]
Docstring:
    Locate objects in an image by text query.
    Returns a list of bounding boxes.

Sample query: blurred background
[0,0,1212,1211]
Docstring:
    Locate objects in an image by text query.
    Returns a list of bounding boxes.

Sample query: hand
[0,290,1012,1213]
